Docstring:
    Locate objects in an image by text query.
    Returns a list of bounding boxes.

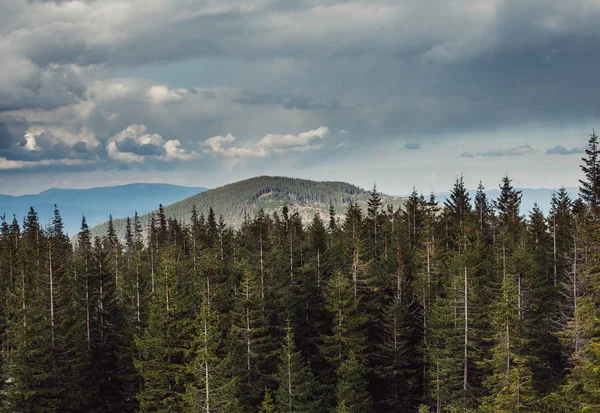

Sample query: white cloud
[202,127,329,158]
[107,124,197,163]
[478,145,535,157]
[148,85,190,104]
[203,134,268,157]
[112,124,163,146]
[259,126,329,148]
[164,139,198,160]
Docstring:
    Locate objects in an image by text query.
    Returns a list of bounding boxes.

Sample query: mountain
[90,176,405,240]
[0,183,208,236]
[402,187,579,215]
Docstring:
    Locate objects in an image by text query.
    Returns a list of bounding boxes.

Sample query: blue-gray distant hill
[0,183,208,236]
[90,176,405,240]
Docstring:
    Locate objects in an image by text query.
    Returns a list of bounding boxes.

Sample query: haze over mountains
[0,184,207,236]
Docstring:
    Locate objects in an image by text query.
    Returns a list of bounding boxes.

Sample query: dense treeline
[1,133,600,412]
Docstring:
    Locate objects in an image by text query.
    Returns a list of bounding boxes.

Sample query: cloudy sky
[0,0,597,195]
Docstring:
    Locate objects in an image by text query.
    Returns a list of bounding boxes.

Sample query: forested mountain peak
[90,175,404,240]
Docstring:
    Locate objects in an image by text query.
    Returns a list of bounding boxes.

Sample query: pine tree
[258,388,278,413]
[228,266,272,408]
[0,215,11,399]
[309,213,327,287]
[318,266,366,410]
[474,181,491,230]
[373,245,422,411]
[135,246,192,411]
[91,234,137,412]
[185,292,241,413]
[274,320,321,413]
[480,216,535,411]
[60,217,98,412]
[335,353,373,413]
[579,129,600,211]
[4,208,62,412]
[494,176,523,236]
[561,154,600,409]
[365,183,383,262]
[526,204,565,393]
[444,175,472,247]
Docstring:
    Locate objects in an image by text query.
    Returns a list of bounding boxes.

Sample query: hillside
[90,176,405,239]
[0,183,208,235]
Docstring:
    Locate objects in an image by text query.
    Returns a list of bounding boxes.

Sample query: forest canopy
[1,132,600,412]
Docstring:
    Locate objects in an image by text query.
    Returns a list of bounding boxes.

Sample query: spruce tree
[228,266,272,408]
[4,208,61,412]
[320,269,368,371]
[274,320,321,413]
[335,353,373,413]
[185,292,241,413]
[258,388,277,413]
[480,185,535,411]
[373,245,422,411]
[135,246,192,411]
[579,129,600,211]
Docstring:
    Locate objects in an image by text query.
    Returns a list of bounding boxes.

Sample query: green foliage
[274,320,321,413]
[184,293,241,413]
[335,353,373,413]
[259,388,278,413]
[135,247,193,412]
[320,270,368,369]
[2,161,600,413]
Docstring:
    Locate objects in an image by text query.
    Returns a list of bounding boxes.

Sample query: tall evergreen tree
[185,292,240,413]
[274,320,321,413]
[335,353,373,413]
[579,129,600,211]
[320,270,368,371]
[135,246,192,412]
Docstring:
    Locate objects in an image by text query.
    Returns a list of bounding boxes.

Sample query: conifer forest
[3,133,600,413]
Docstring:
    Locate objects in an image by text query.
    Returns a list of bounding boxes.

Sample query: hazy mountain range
[0,184,207,236]
[0,179,579,239]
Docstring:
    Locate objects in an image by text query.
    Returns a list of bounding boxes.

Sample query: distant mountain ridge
[89,176,405,240]
[0,183,208,236]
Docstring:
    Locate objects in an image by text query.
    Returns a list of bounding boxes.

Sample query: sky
[0,0,598,196]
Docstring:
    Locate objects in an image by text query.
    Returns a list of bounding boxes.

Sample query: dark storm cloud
[1,0,600,175]
[72,141,88,153]
[0,122,16,149]
[0,121,100,166]
[404,142,421,150]
[116,137,164,157]
[0,122,27,156]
